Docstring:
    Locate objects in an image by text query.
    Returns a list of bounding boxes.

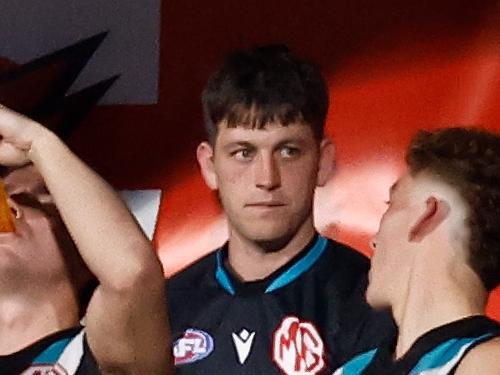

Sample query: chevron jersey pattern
[333,316,499,375]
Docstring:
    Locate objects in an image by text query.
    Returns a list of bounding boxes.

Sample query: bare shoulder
[454,337,500,375]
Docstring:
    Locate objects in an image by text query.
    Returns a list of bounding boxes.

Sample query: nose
[369,236,377,251]
[254,152,281,190]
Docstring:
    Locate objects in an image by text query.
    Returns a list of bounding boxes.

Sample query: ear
[408,196,450,242]
[196,142,218,190]
[316,138,335,187]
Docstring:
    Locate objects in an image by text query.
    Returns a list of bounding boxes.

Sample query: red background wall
[68,0,500,319]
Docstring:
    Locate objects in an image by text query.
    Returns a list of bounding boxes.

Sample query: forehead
[215,121,317,146]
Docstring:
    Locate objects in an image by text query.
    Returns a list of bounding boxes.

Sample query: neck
[227,217,316,281]
[392,260,487,359]
[0,281,80,354]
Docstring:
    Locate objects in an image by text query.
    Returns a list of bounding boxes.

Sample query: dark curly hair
[406,127,500,291]
[201,44,329,143]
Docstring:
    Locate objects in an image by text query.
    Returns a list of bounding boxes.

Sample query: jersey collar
[215,234,328,295]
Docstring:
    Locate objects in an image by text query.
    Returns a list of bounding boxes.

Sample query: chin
[245,222,289,238]
[366,291,390,310]
[366,286,380,307]
[245,227,297,252]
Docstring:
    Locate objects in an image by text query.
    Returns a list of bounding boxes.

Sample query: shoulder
[166,250,217,290]
[455,336,500,375]
[324,238,370,267]
[322,238,370,282]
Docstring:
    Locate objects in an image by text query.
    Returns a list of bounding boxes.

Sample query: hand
[0,105,48,166]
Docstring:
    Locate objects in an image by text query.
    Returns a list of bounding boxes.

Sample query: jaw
[228,209,315,251]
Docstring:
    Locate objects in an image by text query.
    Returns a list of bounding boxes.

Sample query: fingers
[0,104,40,166]
[0,142,30,166]
[0,104,32,126]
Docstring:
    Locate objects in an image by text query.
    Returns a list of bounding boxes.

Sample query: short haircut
[201,44,329,142]
[406,127,500,291]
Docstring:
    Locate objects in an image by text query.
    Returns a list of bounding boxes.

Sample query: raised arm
[0,105,172,374]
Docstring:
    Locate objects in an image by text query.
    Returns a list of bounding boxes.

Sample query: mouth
[0,233,19,245]
[0,230,17,237]
[245,202,285,208]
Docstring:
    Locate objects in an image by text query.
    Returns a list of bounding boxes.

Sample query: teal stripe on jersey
[32,337,72,364]
[266,235,328,293]
[215,235,328,295]
[334,348,378,374]
[410,333,494,374]
[215,250,236,295]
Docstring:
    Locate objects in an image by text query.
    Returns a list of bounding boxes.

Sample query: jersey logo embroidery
[232,328,255,364]
[173,328,214,366]
[21,364,68,375]
[272,316,325,375]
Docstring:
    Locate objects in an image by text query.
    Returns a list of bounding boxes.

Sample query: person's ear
[197,142,218,190]
[408,196,450,242]
[316,138,335,187]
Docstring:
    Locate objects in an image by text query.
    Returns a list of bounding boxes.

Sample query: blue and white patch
[173,329,214,366]
[21,330,85,375]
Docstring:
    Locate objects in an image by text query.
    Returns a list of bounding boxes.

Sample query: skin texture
[197,121,334,281]
[366,174,417,310]
[1,166,69,284]
[368,171,500,373]
[0,105,173,375]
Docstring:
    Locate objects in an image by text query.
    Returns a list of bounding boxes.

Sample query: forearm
[29,128,162,288]
[0,105,172,372]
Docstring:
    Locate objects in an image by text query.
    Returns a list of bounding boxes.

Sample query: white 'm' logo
[231,328,255,364]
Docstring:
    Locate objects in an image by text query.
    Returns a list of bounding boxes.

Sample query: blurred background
[1,0,499,319]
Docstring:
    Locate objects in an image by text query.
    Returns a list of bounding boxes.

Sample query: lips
[245,201,285,207]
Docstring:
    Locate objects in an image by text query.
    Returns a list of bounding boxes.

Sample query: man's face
[366,172,417,309]
[0,165,68,282]
[202,122,327,249]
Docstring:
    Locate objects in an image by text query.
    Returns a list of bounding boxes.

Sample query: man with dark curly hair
[334,127,500,374]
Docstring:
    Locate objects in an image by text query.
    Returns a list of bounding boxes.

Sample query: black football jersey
[167,234,396,375]
[334,315,500,374]
[0,327,100,375]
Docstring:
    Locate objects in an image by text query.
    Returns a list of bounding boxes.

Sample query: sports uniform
[333,315,500,375]
[167,234,395,375]
[1,327,100,375]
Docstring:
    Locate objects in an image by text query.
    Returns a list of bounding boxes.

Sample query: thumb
[0,141,30,166]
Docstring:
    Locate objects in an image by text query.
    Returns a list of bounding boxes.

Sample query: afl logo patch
[272,316,325,375]
[21,364,68,375]
[173,328,214,365]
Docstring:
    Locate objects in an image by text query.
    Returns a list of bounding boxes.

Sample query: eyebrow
[275,138,306,147]
[223,141,254,150]
[224,137,306,149]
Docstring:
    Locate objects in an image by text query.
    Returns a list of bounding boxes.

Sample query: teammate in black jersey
[0,105,172,374]
[167,45,395,374]
[335,128,500,374]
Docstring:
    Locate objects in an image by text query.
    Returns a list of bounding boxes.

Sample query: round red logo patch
[272,316,325,375]
[21,364,68,375]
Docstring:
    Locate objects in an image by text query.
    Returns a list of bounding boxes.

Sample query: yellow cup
[0,178,14,232]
